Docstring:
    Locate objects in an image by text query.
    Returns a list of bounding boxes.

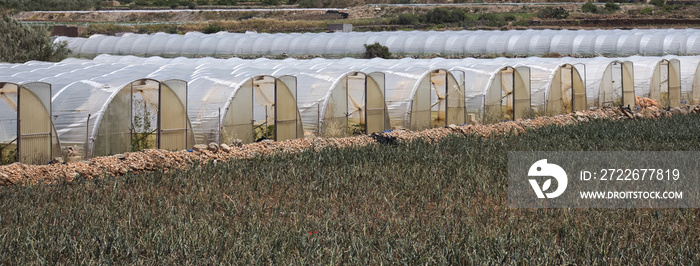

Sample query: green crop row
[1,114,700,264]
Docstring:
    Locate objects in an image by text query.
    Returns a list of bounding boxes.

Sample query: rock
[635,113,644,119]
[114,154,127,160]
[260,139,274,144]
[220,143,232,152]
[193,144,207,152]
[670,107,682,115]
[51,157,64,164]
[574,111,585,117]
[681,108,689,115]
[231,139,243,148]
[207,142,219,152]
[66,156,83,163]
[69,172,79,179]
[447,124,459,130]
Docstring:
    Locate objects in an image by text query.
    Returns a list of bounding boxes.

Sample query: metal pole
[85,114,91,159]
[217,108,221,144]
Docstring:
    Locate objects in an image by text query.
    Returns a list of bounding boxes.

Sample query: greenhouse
[329,58,466,130]
[485,57,586,116]
[4,54,700,164]
[564,57,636,108]
[66,55,306,145]
[264,59,391,137]
[407,58,532,124]
[0,81,60,165]
[677,56,700,105]
[56,29,700,59]
[632,56,682,108]
[0,60,192,158]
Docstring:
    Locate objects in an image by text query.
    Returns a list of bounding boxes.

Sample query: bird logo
[528,159,568,199]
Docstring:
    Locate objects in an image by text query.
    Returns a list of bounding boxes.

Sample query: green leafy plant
[604,2,621,12]
[649,0,665,7]
[131,99,156,152]
[203,23,226,33]
[0,16,71,63]
[582,2,598,13]
[537,7,569,19]
[363,42,392,59]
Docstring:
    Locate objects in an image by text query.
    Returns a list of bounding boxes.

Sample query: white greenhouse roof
[56,29,700,58]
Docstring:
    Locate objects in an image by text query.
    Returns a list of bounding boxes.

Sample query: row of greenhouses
[2,55,699,164]
[55,29,700,58]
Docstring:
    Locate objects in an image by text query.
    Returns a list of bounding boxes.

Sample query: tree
[0,16,70,63]
[581,2,598,13]
[537,7,569,19]
[363,42,392,59]
[604,2,620,12]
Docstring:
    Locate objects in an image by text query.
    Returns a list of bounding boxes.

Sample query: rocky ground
[0,97,693,186]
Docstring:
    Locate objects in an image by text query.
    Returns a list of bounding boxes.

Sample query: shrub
[0,16,71,63]
[214,0,236,5]
[604,2,621,12]
[424,8,466,24]
[478,13,507,27]
[649,0,665,6]
[196,0,209,5]
[0,0,101,11]
[363,42,391,59]
[537,7,569,19]
[297,0,319,7]
[394,13,419,25]
[262,0,279,5]
[581,2,598,13]
[202,23,226,33]
[640,7,653,14]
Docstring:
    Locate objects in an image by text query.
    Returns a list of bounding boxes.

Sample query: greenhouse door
[18,82,52,165]
[654,59,681,108]
[225,81,254,144]
[130,80,160,152]
[430,70,448,128]
[159,80,188,151]
[275,76,300,141]
[513,67,531,120]
[563,65,586,113]
[501,67,515,121]
[366,72,389,134]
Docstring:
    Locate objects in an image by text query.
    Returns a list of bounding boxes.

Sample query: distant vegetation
[0,0,101,11]
[0,115,698,263]
[0,16,70,63]
[363,42,392,59]
[391,7,528,28]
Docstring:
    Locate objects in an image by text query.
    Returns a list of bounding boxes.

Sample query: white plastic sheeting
[57,29,700,58]
[4,54,700,156]
[0,60,190,157]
